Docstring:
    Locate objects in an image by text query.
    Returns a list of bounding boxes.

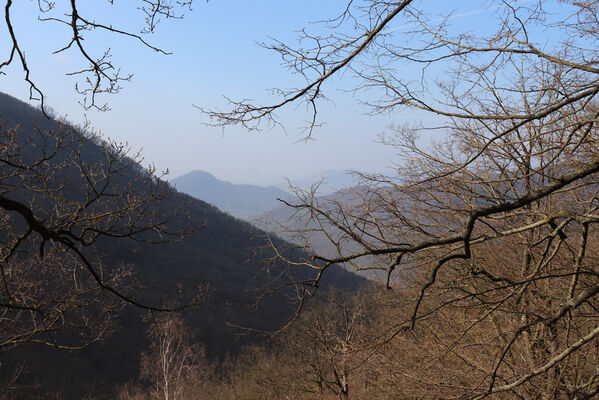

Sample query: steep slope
[172,170,290,218]
[0,93,366,399]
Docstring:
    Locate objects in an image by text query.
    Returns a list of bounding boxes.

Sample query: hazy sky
[0,1,533,185]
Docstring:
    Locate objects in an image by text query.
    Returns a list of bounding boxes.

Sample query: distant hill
[275,169,362,196]
[0,93,366,399]
[252,186,387,282]
[172,170,290,219]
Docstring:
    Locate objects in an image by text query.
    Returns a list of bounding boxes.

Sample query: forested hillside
[3,1,599,399]
[0,93,365,399]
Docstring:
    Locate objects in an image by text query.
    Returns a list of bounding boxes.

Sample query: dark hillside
[0,93,365,399]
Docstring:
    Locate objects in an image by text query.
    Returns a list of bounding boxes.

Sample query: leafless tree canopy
[0,0,203,354]
[1,0,194,113]
[138,315,209,400]
[208,1,599,397]
[0,109,202,354]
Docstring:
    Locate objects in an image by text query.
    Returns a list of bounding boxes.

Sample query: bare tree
[140,315,208,400]
[0,104,204,357]
[0,2,204,395]
[282,289,383,399]
[209,1,599,397]
[1,0,194,113]
[199,289,381,400]
[0,1,206,353]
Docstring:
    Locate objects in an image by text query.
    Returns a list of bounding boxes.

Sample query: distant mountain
[172,170,290,218]
[275,169,361,195]
[252,186,387,282]
[0,93,366,399]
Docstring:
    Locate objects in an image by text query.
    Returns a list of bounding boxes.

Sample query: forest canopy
[207,1,599,398]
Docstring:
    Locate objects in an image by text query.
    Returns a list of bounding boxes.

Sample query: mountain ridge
[172,169,290,219]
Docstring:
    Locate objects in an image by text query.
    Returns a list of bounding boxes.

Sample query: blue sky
[0,1,540,185]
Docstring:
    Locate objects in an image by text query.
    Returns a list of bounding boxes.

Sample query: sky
[0,0,541,186]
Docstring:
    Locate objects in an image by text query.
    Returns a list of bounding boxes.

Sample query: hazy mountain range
[172,169,361,219]
[171,167,380,280]
[171,170,290,218]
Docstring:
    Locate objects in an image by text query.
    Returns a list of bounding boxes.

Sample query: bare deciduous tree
[0,0,206,355]
[0,2,205,396]
[1,0,194,112]
[210,1,599,397]
[140,315,209,400]
[0,108,202,356]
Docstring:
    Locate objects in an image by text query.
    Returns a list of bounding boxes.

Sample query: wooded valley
[2,1,599,399]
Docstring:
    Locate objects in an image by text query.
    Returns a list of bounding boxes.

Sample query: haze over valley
[171,169,362,219]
